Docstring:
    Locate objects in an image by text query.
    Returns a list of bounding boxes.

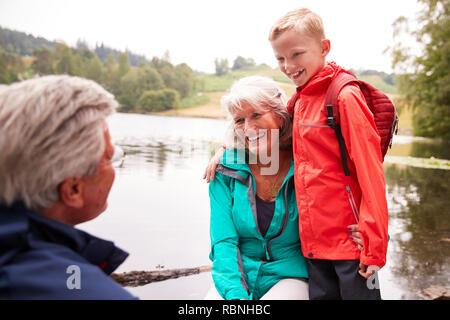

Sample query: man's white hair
[0,75,118,211]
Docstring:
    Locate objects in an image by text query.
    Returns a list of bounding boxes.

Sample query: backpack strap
[325,72,359,177]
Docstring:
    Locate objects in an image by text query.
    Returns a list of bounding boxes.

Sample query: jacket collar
[216,149,295,247]
[0,202,128,274]
[297,61,344,94]
[219,148,295,181]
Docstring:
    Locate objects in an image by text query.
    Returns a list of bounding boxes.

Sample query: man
[0,75,136,299]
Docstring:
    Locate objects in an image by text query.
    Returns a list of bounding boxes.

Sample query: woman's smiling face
[232,102,283,156]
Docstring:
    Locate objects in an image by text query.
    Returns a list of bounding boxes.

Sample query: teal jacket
[209,149,308,300]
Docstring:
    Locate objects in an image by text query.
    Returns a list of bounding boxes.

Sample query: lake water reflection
[79,113,450,300]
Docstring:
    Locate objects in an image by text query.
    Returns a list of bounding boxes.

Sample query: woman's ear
[58,177,84,209]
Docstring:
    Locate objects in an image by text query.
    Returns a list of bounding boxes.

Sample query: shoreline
[120,105,227,120]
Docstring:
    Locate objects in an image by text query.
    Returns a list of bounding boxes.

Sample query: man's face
[270,28,329,87]
[78,125,116,224]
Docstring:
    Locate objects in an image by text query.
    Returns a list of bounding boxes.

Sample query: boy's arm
[338,84,389,268]
[209,174,251,300]
[203,146,226,182]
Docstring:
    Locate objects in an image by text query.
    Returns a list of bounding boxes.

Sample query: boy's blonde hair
[269,8,325,42]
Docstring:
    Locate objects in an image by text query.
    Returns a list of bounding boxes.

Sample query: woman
[206,76,363,300]
[207,76,309,300]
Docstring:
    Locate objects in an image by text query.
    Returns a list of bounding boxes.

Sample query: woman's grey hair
[0,75,118,211]
[221,75,292,150]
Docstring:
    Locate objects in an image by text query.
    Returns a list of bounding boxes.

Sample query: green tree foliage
[174,63,195,98]
[32,46,53,75]
[214,58,229,76]
[86,54,104,83]
[103,53,118,92]
[54,43,77,75]
[232,56,256,70]
[0,27,204,112]
[118,66,165,108]
[137,89,180,112]
[159,63,177,89]
[0,44,23,83]
[391,0,450,140]
[150,57,195,98]
[118,52,131,78]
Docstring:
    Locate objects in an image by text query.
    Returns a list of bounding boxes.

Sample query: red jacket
[291,62,388,267]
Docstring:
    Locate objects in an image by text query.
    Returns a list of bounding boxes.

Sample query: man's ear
[321,39,331,57]
[58,177,84,209]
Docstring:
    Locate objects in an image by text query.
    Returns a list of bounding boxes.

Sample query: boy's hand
[202,146,226,183]
[347,224,363,250]
[358,264,380,279]
[349,224,383,278]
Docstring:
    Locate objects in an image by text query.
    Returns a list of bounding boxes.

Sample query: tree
[214,58,229,76]
[75,39,89,51]
[0,44,23,83]
[54,43,76,75]
[390,0,450,140]
[140,66,165,91]
[71,53,85,77]
[86,54,104,83]
[150,57,195,98]
[174,63,195,98]
[32,46,53,75]
[159,63,177,89]
[118,65,165,108]
[162,49,171,63]
[104,53,116,71]
[232,56,256,70]
[103,53,117,91]
[118,52,130,77]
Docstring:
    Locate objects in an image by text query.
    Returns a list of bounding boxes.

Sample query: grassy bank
[195,64,291,92]
[159,91,227,118]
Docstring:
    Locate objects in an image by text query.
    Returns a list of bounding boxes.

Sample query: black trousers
[307,259,382,300]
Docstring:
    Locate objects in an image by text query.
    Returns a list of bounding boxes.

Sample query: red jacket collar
[297,61,344,94]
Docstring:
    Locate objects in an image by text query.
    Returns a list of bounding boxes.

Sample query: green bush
[137,89,180,112]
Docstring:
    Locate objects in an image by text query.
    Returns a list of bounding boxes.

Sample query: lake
[79,112,450,300]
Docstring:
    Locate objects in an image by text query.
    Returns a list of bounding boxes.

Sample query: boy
[268,8,388,299]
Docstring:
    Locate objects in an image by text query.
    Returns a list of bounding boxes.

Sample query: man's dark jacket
[0,202,136,299]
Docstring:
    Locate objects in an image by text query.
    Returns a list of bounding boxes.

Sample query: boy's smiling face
[270,28,330,87]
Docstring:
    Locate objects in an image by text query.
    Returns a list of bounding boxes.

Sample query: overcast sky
[0,0,422,74]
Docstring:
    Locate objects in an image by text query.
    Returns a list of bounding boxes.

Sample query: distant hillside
[355,74,398,94]
[352,69,397,94]
[76,40,150,66]
[164,64,399,119]
[0,26,56,55]
[197,64,398,95]
[0,26,149,66]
